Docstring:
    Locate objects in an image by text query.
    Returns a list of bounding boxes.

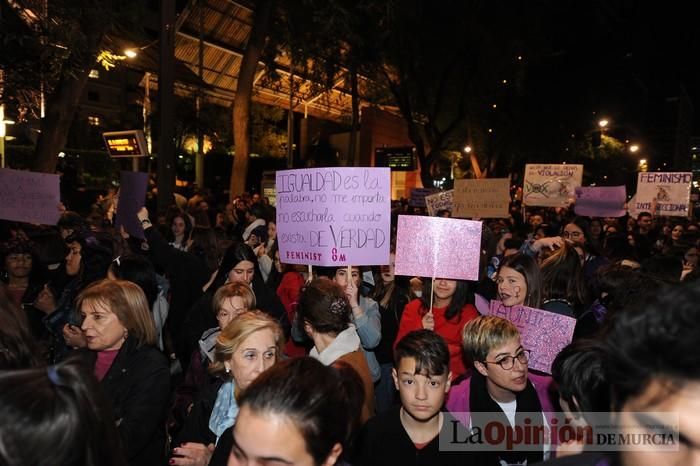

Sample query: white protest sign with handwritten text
[0,168,61,225]
[276,167,391,266]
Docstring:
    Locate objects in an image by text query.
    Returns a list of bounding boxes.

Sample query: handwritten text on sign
[276,167,391,266]
[485,301,576,374]
[425,190,454,216]
[631,172,692,217]
[453,178,511,218]
[523,164,583,207]
[394,215,482,281]
[0,168,61,225]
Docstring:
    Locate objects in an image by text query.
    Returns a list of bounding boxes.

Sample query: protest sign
[276,167,391,266]
[0,168,61,225]
[409,187,438,207]
[425,190,454,216]
[453,178,511,218]
[574,185,627,217]
[523,164,583,207]
[485,301,576,374]
[114,171,149,239]
[629,172,692,217]
[394,215,482,281]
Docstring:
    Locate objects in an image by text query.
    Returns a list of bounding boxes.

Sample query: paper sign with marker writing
[394,215,482,281]
[0,168,61,225]
[276,167,391,266]
[523,164,583,207]
[453,178,511,218]
[114,171,149,240]
[630,172,692,218]
[574,185,627,217]
[485,300,576,374]
[425,190,454,216]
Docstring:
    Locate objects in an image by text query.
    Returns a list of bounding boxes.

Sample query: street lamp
[598,119,609,129]
[464,145,472,154]
[629,144,640,153]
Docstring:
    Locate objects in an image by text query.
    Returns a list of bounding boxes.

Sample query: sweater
[353,406,475,466]
[394,299,479,378]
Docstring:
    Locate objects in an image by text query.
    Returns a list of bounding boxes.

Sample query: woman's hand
[532,236,564,252]
[345,279,360,310]
[421,310,435,331]
[170,442,215,466]
[62,324,87,349]
[34,285,57,315]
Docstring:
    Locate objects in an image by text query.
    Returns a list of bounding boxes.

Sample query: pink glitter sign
[394,215,482,281]
[485,301,576,374]
[276,167,391,266]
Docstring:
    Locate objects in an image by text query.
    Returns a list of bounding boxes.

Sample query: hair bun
[329,297,347,315]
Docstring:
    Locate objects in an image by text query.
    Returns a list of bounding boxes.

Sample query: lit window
[88,116,101,126]
[89,69,100,79]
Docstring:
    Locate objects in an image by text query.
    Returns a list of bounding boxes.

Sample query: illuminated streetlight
[124,49,137,58]
[598,119,609,129]
[629,144,640,153]
[463,146,472,154]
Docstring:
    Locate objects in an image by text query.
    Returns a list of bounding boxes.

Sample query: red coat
[277,271,308,358]
[394,299,478,379]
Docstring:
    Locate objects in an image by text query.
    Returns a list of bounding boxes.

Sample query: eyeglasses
[562,231,582,239]
[483,350,530,370]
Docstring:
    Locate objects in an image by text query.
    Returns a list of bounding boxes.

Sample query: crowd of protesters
[2,184,700,466]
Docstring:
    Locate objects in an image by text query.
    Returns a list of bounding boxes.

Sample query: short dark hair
[552,339,610,420]
[238,357,364,465]
[297,278,351,335]
[394,330,450,377]
[0,358,126,466]
[605,282,700,410]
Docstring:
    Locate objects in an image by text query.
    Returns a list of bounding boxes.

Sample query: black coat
[88,337,171,466]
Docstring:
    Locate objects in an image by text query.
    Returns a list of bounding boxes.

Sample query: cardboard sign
[394,215,482,281]
[0,168,61,225]
[485,301,576,374]
[630,172,692,217]
[453,178,511,218]
[114,171,149,239]
[425,190,454,216]
[276,167,391,266]
[523,164,583,207]
[574,185,627,218]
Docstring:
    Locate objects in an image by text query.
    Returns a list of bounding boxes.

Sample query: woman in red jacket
[394,278,478,379]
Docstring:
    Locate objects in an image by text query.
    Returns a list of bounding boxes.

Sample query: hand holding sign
[422,310,435,331]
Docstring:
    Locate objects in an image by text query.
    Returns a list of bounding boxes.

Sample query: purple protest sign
[485,300,576,374]
[276,167,391,266]
[114,171,149,240]
[394,215,482,281]
[574,185,626,217]
[0,168,61,225]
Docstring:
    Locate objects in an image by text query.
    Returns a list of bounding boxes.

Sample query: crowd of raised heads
[2,185,700,466]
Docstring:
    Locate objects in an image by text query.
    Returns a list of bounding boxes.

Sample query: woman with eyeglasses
[447,315,556,465]
[562,217,608,280]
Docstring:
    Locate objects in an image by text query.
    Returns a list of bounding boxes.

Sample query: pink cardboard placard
[485,301,576,374]
[276,167,391,266]
[394,215,482,281]
[574,185,626,217]
[0,168,61,225]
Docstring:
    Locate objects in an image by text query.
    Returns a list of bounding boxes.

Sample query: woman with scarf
[447,315,557,465]
[296,278,375,423]
[172,310,284,466]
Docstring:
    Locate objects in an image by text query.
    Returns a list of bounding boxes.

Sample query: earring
[225,365,231,374]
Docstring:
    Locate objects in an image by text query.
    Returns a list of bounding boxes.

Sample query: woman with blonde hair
[76,279,170,466]
[172,310,284,466]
